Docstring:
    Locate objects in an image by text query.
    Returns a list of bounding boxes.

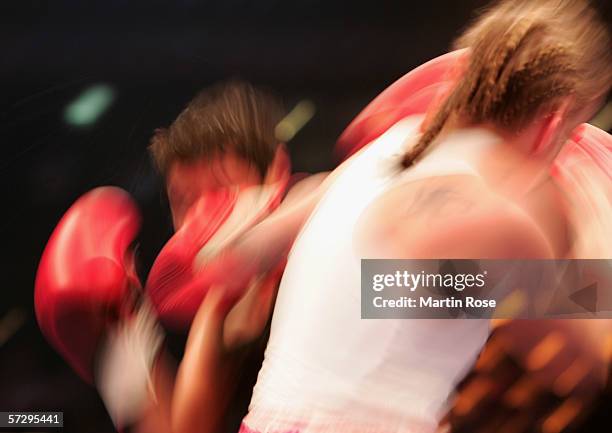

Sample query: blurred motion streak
[494,290,527,320]
[504,377,539,407]
[553,358,590,397]
[274,99,315,142]
[452,377,493,416]
[542,398,582,433]
[527,332,566,371]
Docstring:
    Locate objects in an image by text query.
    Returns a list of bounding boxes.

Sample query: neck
[481,134,552,198]
[432,117,554,198]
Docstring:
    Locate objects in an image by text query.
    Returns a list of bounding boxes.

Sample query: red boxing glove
[145,189,237,329]
[336,50,468,161]
[147,161,290,331]
[35,187,142,384]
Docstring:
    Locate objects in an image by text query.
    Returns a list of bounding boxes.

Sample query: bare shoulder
[356,175,554,259]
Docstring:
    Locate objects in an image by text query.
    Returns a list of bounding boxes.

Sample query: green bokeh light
[64,84,116,127]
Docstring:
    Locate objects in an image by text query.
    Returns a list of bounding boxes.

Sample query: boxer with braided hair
[403,0,611,167]
[189,1,611,433]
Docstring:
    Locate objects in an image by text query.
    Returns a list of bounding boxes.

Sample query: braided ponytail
[402,0,611,168]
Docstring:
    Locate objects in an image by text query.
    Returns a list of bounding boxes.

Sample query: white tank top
[244,116,500,433]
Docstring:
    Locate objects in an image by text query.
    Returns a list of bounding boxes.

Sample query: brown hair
[402,0,612,167]
[150,80,284,177]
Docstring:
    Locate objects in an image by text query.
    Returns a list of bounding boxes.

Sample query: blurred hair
[150,80,284,177]
[402,0,612,167]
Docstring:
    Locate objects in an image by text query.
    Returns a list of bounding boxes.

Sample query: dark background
[1,1,610,432]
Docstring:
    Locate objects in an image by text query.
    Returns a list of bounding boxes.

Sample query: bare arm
[201,168,337,285]
[238,179,325,270]
[133,353,176,433]
[167,171,334,433]
[221,172,330,347]
[171,286,246,433]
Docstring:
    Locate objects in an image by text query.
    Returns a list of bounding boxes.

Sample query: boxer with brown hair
[36,79,313,433]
